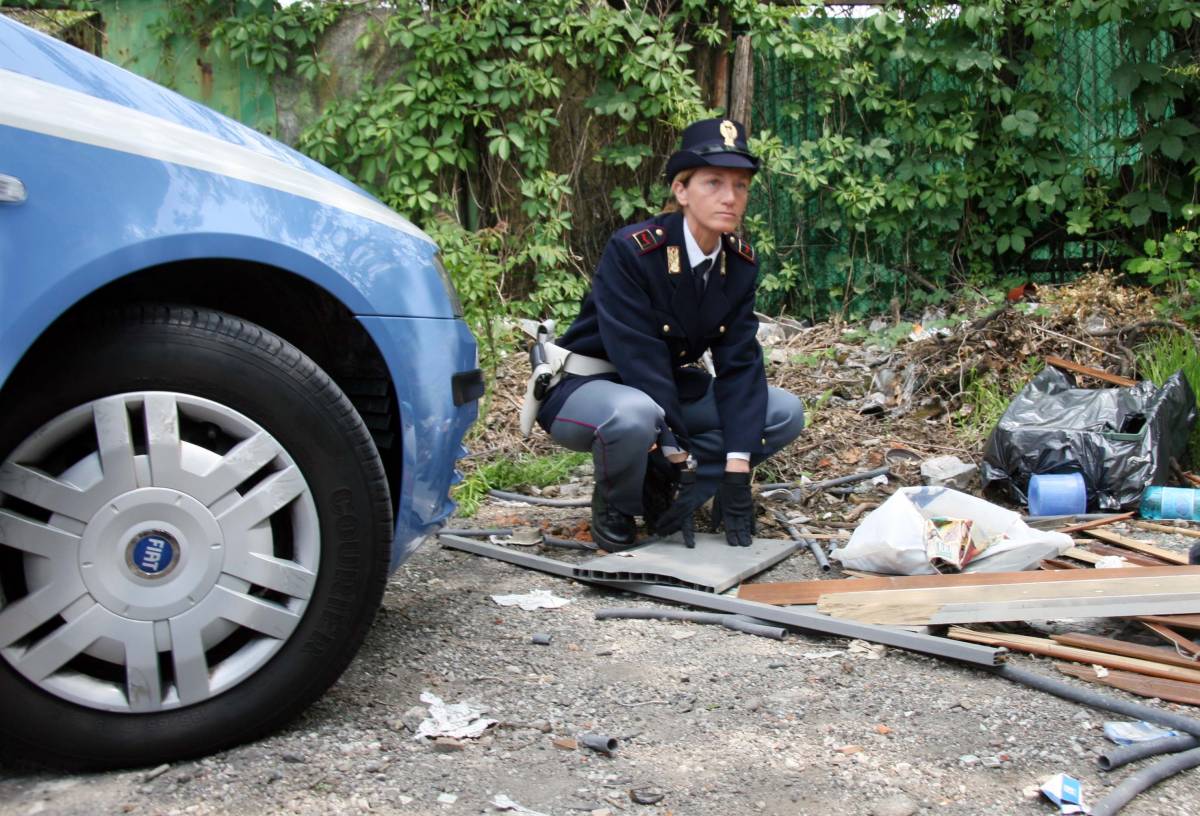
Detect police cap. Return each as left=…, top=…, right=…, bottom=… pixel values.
left=664, top=117, right=760, bottom=182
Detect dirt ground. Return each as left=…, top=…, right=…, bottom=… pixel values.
left=2, top=504, right=1199, bottom=816
left=3, top=274, right=1200, bottom=815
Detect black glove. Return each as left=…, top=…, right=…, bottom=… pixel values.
left=642, top=450, right=681, bottom=534
left=711, top=471, right=755, bottom=547
left=654, top=467, right=709, bottom=548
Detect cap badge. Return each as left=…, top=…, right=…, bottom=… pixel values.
left=720, top=120, right=737, bottom=147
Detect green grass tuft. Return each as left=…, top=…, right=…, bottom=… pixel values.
left=1136, top=330, right=1200, bottom=467
left=454, top=451, right=590, bottom=517
left=957, top=356, right=1043, bottom=443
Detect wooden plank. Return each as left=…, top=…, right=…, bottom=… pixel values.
left=1045, top=354, right=1138, bottom=387
left=947, top=627, right=1200, bottom=684
left=1050, top=632, right=1200, bottom=670
left=1063, top=546, right=1104, bottom=565
left=1131, top=520, right=1200, bottom=540
left=1055, top=663, right=1200, bottom=707
left=737, top=565, right=1198, bottom=606
left=1083, top=540, right=1173, bottom=567
left=1138, top=614, right=1200, bottom=632
left=818, top=574, right=1200, bottom=625
left=1058, top=512, right=1135, bottom=534
left=1141, top=621, right=1200, bottom=658
left=1083, top=529, right=1190, bottom=565
left=1040, top=559, right=1084, bottom=570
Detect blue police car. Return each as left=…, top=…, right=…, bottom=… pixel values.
left=0, top=15, right=481, bottom=767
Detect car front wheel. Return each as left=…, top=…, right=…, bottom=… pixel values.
left=0, top=306, right=392, bottom=768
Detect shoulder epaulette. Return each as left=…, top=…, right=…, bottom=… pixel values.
left=725, top=233, right=756, bottom=265
left=626, top=224, right=667, bottom=255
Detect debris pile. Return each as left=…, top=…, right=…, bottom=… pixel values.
left=449, top=272, right=1200, bottom=815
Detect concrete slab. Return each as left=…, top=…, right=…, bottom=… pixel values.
left=572, top=533, right=800, bottom=593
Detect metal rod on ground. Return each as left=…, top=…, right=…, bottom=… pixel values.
left=441, top=528, right=514, bottom=538
left=1099, top=735, right=1200, bottom=771
left=543, top=535, right=596, bottom=551
left=758, top=465, right=890, bottom=493
left=594, top=608, right=787, bottom=640
left=440, top=527, right=595, bottom=550
left=438, top=535, right=1003, bottom=666
left=1091, top=747, right=1200, bottom=816
left=773, top=510, right=830, bottom=572
left=487, top=489, right=591, bottom=507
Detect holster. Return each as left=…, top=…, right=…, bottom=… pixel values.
left=518, top=322, right=617, bottom=437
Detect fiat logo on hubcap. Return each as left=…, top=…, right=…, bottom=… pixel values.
left=126, top=531, right=180, bottom=578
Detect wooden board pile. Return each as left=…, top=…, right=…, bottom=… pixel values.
left=738, top=516, right=1200, bottom=706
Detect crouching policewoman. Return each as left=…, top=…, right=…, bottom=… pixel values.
left=527, top=117, right=805, bottom=551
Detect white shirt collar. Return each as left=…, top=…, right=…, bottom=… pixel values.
left=682, top=215, right=722, bottom=270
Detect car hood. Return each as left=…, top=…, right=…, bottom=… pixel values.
left=0, top=14, right=431, bottom=244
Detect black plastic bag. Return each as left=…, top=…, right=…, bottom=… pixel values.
left=981, top=366, right=1196, bottom=510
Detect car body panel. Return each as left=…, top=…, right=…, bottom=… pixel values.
left=360, top=316, right=478, bottom=570
left=0, top=16, right=478, bottom=571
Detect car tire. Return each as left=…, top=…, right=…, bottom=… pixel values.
left=0, top=305, right=392, bottom=769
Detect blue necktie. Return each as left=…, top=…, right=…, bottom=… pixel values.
left=692, top=257, right=712, bottom=299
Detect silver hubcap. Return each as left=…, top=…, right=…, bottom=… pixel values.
left=0, top=393, right=320, bottom=712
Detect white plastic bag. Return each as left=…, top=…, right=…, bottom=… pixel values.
left=829, top=486, right=1072, bottom=575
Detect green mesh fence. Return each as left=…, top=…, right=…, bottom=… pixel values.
left=749, top=17, right=1165, bottom=317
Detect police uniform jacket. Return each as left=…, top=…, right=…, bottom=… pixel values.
left=537, top=210, right=768, bottom=455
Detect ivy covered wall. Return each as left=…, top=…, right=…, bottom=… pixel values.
left=5, top=0, right=1199, bottom=334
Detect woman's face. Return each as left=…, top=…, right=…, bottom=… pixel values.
left=673, top=166, right=753, bottom=238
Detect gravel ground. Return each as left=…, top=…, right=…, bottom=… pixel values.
left=2, top=502, right=1199, bottom=816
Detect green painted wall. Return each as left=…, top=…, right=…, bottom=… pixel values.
left=98, top=0, right=277, bottom=138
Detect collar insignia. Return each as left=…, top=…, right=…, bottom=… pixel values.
left=629, top=227, right=666, bottom=255
left=725, top=233, right=756, bottom=264
left=667, top=245, right=681, bottom=274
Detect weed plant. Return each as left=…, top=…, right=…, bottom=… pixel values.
left=1136, top=330, right=1200, bottom=466
left=454, top=451, right=590, bottom=517
left=957, top=357, right=1044, bottom=444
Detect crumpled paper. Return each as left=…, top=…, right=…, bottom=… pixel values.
left=492, top=794, right=550, bottom=815
left=413, top=691, right=497, bottom=741
left=490, top=589, right=571, bottom=610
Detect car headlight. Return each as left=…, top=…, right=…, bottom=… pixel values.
left=432, top=252, right=464, bottom=317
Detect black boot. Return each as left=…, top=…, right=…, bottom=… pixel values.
left=591, top=485, right=637, bottom=552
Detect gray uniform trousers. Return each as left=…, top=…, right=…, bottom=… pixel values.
left=548, top=379, right=805, bottom=517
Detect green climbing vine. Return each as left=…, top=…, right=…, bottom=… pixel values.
left=735, top=0, right=1200, bottom=321
left=7, top=0, right=1200, bottom=328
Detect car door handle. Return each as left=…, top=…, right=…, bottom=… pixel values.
left=0, top=174, right=27, bottom=203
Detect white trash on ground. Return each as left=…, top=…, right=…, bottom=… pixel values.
left=492, top=794, right=551, bottom=815
left=829, top=486, right=1072, bottom=575
left=490, top=589, right=572, bottom=610
left=413, top=691, right=497, bottom=741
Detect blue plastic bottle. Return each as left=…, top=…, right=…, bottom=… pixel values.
left=1139, top=486, right=1200, bottom=521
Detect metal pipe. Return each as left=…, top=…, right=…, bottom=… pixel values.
left=578, top=733, right=618, bottom=754
left=1091, top=747, right=1200, bottom=816
left=542, top=535, right=596, bottom=551
left=1099, top=735, right=1199, bottom=771
left=441, top=525, right=590, bottom=552
left=758, top=466, right=890, bottom=492
left=594, top=607, right=787, bottom=640
left=487, top=489, right=590, bottom=507
left=440, top=528, right=514, bottom=537
left=773, top=511, right=830, bottom=571
left=439, top=535, right=1004, bottom=666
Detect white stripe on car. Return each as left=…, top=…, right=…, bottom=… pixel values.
left=0, top=68, right=430, bottom=243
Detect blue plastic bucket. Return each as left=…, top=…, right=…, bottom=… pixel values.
left=1028, top=472, right=1087, bottom=516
